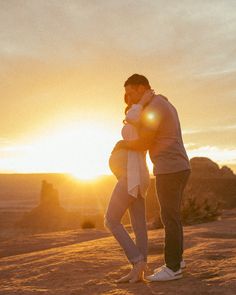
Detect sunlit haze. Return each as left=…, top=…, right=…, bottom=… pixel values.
left=1, top=1, right=236, bottom=179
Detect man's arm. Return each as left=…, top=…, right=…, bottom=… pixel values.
left=112, top=95, right=160, bottom=153
left=126, top=127, right=156, bottom=151
left=112, top=127, right=156, bottom=152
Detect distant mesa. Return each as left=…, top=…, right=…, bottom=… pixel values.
left=14, top=157, right=236, bottom=233
left=17, top=180, right=67, bottom=231
left=190, top=157, right=236, bottom=178
left=187, top=157, right=236, bottom=209
left=40, top=180, right=61, bottom=209
left=220, top=165, right=236, bottom=178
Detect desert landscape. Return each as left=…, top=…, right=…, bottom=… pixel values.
left=0, top=157, right=236, bottom=294
left=1, top=2, right=236, bottom=294
left=0, top=208, right=236, bottom=295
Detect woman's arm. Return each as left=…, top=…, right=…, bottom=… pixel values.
left=125, top=89, right=155, bottom=124
left=125, top=104, right=143, bottom=124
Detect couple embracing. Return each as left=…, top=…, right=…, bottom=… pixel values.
left=104, top=74, right=191, bottom=283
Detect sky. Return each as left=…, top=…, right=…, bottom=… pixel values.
left=0, top=0, right=236, bottom=178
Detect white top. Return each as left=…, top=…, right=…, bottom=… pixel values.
left=121, top=104, right=150, bottom=198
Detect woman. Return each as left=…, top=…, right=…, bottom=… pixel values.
left=104, top=89, right=155, bottom=283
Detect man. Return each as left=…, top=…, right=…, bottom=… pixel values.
left=113, top=74, right=191, bottom=281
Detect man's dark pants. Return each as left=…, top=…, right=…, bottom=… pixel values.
left=155, top=169, right=191, bottom=272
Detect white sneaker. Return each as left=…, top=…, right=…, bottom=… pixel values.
left=154, top=260, right=186, bottom=273
left=146, top=265, right=183, bottom=282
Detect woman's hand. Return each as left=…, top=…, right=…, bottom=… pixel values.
left=138, top=89, right=155, bottom=107
left=111, top=140, right=127, bottom=154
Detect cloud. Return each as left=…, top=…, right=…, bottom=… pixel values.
left=183, top=124, right=236, bottom=135
left=0, top=137, right=12, bottom=145
left=182, top=125, right=236, bottom=152
left=187, top=145, right=236, bottom=166
left=0, top=1, right=236, bottom=173
left=1, top=0, right=235, bottom=64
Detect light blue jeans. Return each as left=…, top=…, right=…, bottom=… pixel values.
left=104, top=176, right=148, bottom=264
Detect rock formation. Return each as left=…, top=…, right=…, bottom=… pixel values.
left=148, top=157, right=236, bottom=228
left=186, top=157, right=236, bottom=208
left=190, top=157, right=236, bottom=179
left=40, top=180, right=60, bottom=208
left=17, top=180, right=67, bottom=231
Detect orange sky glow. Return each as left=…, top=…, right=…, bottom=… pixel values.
left=1, top=1, right=236, bottom=179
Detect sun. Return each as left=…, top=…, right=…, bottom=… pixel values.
left=70, top=169, right=101, bottom=181
left=6, top=120, right=118, bottom=179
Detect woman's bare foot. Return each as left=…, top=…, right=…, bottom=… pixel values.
left=129, top=260, right=147, bottom=283
left=115, top=269, right=133, bottom=283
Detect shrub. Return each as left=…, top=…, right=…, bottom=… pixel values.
left=181, top=193, right=222, bottom=225
left=149, top=191, right=223, bottom=229
left=81, top=220, right=96, bottom=229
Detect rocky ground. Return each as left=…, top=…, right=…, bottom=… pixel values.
left=0, top=209, right=236, bottom=295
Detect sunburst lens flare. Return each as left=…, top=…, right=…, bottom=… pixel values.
left=143, top=111, right=161, bottom=129
left=146, top=112, right=156, bottom=120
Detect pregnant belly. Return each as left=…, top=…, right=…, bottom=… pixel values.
left=109, top=148, right=128, bottom=179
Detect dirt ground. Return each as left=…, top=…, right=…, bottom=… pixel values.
left=0, top=209, right=236, bottom=295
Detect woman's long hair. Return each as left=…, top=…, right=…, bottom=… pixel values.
left=123, top=94, right=132, bottom=124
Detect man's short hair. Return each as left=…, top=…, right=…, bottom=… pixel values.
left=124, top=74, right=150, bottom=88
